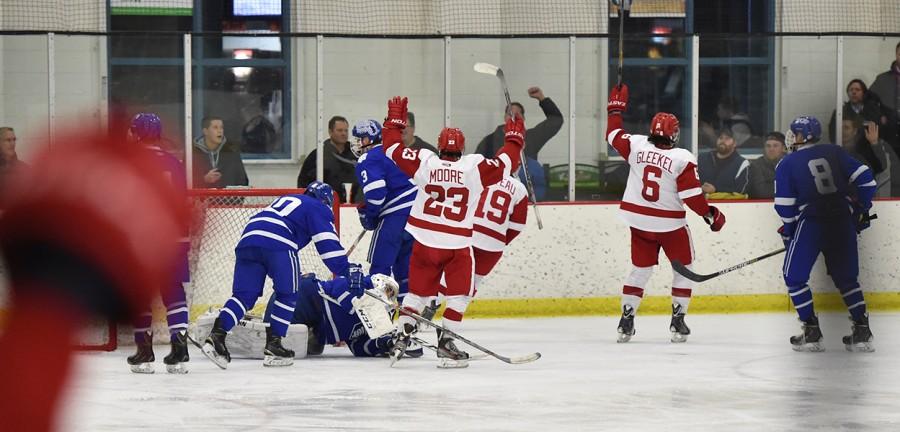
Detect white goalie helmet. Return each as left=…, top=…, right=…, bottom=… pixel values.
left=369, top=273, right=399, bottom=303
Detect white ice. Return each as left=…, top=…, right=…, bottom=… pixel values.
left=61, top=312, right=900, bottom=431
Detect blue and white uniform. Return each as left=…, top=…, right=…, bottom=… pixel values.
left=775, top=143, right=876, bottom=322
left=266, top=274, right=393, bottom=357
left=356, top=144, right=417, bottom=300
left=218, top=193, right=349, bottom=338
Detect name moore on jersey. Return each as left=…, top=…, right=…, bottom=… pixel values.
left=385, top=144, right=517, bottom=249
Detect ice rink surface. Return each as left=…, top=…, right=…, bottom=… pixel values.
left=61, top=312, right=900, bottom=431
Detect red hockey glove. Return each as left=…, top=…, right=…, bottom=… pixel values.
left=385, top=96, right=408, bottom=130
left=607, top=83, right=629, bottom=115
left=703, top=205, right=725, bottom=232
left=504, top=115, right=526, bottom=148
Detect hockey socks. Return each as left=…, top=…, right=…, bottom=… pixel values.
left=838, top=284, right=867, bottom=321
left=787, top=284, right=814, bottom=322
left=219, top=296, right=249, bottom=331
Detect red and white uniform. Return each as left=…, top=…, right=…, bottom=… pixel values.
left=384, top=143, right=520, bottom=301
left=607, top=129, right=706, bottom=233
left=607, top=122, right=711, bottom=313
left=472, top=176, right=528, bottom=281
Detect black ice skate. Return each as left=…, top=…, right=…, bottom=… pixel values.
left=670, top=304, right=691, bottom=343
left=617, top=305, right=636, bottom=343
left=389, top=323, right=417, bottom=367
left=201, top=317, right=231, bottom=369
left=263, top=326, right=295, bottom=367
left=127, top=332, right=155, bottom=374
left=436, top=328, right=469, bottom=369
left=163, top=330, right=190, bottom=374
left=790, top=314, right=824, bottom=352
left=842, top=314, right=875, bottom=353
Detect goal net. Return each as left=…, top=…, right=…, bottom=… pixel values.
left=79, top=188, right=340, bottom=350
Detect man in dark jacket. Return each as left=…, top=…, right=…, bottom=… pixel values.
left=869, top=41, right=900, bottom=155
left=297, top=115, right=360, bottom=203
left=474, top=86, right=563, bottom=201
left=192, top=117, right=249, bottom=188
left=747, top=132, right=786, bottom=199
left=403, top=112, right=438, bottom=153
left=699, top=128, right=749, bottom=197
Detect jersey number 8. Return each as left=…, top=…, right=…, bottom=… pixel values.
left=808, top=158, right=838, bottom=195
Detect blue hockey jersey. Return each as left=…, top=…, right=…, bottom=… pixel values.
left=289, top=274, right=392, bottom=357
left=237, top=194, right=349, bottom=276
left=774, top=143, right=876, bottom=235
left=356, top=144, right=417, bottom=220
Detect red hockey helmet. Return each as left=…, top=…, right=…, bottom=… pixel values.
left=438, top=127, right=465, bottom=160
left=649, top=112, right=680, bottom=147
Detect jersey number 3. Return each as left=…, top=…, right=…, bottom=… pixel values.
left=641, top=166, right=662, bottom=202
left=423, top=185, right=470, bottom=222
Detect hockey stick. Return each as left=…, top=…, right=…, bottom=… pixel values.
left=411, top=336, right=489, bottom=361
left=612, top=0, right=632, bottom=86
left=671, top=247, right=786, bottom=283
left=365, top=290, right=541, bottom=365
left=474, top=62, right=544, bottom=230
left=346, top=230, right=368, bottom=255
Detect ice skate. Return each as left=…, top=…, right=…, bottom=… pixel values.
left=263, top=326, right=295, bottom=367
left=163, top=330, right=190, bottom=374
left=790, top=315, right=824, bottom=352
left=669, top=304, right=690, bottom=343
left=127, top=332, right=155, bottom=374
left=436, top=328, right=469, bottom=369
left=201, top=317, right=231, bottom=369
left=616, top=305, right=636, bottom=343
left=389, top=323, right=416, bottom=366
left=843, top=314, right=874, bottom=353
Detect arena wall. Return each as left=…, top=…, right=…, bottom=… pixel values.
left=340, top=200, right=900, bottom=317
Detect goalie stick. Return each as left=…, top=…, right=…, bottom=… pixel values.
left=365, top=290, right=541, bottom=365
left=473, top=62, right=544, bottom=230
left=672, top=247, right=786, bottom=283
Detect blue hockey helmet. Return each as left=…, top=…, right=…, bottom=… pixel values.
left=305, top=181, right=335, bottom=208
left=351, top=119, right=382, bottom=157
left=129, top=112, right=162, bottom=142
left=788, top=115, right=821, bottom=147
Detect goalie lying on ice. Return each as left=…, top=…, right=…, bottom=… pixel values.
left=194, top=269, right=400, bottom=360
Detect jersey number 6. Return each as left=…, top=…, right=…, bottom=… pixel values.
left=641, top=166, right=662, bottom=202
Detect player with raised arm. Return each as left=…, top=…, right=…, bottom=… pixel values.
left=124, top=113, right=192, bottom=374
left=382, top=96, right=524, bottom=368
left=606, top=84, right=726, bottom=343
left=472, top=175, right=528, bottom=291
left=201, top=181, right=350, bottom=368
left=352, top=119, right=423, bottom=356
left=776, top=116, right=877, bottom=352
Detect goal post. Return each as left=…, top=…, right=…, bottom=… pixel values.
left=78, top=188, right=341, bottom=350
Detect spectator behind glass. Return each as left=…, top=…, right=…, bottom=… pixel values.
left=192, top=117, right=249, bottom=188
left=699, top=96, right=754, bottom=149
left=402, top=112, right=438, bottom=153
left=698, top=128, right=749, bottom=198
left=828, top=79, right=891, bottom=144
left=474, top=86, right=564, bottom=201
left=0, top=127, right=30, bottom=201
left=841, top=118, right=899, bottom=197
left=297, top=115, right=361, bottom=203
left=869, top=41, right=900, bottom=157
left=747, top=132, right=786, bottom=199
